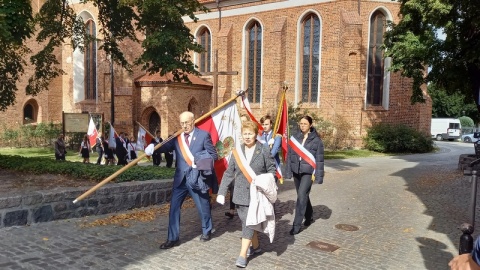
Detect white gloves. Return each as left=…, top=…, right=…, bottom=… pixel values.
left=268, top=138, right=274, bottom=145
left=144, top=143, right=154, bottom=156
left=216, top=195, right=225, bottom=205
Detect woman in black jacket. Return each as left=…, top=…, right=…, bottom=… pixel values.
left=285, top=115, right=325, bottom=235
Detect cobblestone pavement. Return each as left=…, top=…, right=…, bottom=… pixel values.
left=0, top=141, right=476, bottom=269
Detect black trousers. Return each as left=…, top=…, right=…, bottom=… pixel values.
left=165, top=152, right=174, bottom=168
left=292, top=172, right=313, bottom=229
left=152, top=152, right=162, bottom=166
left=96, top=149, right=103, bottom=164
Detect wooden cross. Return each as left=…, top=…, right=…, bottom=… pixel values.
left=200, top=50, right=238, bottom=107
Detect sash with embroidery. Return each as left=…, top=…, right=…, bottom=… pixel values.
left=177, top=134, right=196, bottom=168
left=232, top=147, right=257, bottom=183
left=288, top=136, right=316, bottom=177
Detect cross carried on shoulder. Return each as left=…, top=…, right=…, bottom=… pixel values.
left=200, top=50, right=238, bottom=107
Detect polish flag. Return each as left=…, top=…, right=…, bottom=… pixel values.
left=108, top=123, right=117, bottom=149
left=241, top=96, right=263, bottom=133
left=137, top=126, right=153, bottom=150
left=196, top=100, right=242, bottom=182
left=87, top=117, right=98, bottom=147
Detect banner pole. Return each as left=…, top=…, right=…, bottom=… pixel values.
left=73, top=90, right=246, bottom=203
left=273, top=85, right=287, bottom=135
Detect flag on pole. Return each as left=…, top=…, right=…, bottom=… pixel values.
left=108, top=123, right=117, bottom=149
left=87, top=117, right=98, bottom=147
left=241, top=96, right=263, bottom=133
left=137, top=125, right=153, bottom=150
left=196, top=100, right=242, bottom=182
left=275, top=95, right=288, bottom=163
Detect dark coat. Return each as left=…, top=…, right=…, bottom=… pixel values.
left=218, top=142, right=276, bottom=206
left=285, top=127, right=325, bottom=184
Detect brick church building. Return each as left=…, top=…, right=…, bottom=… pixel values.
left=0, top=0, right=431, bottom=146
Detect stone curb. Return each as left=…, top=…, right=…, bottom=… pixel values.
left=0, top=179, right=173, bottom=228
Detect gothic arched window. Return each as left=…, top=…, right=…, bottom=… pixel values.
left=246, top=21, right=262, bottom=103
left=367, top=11, right=386, bottom=106
left=198, top=28, right=211, bottom=73
left=300, top=13, right=321, bottom=103
left=85, top=19, right=97, bottom=100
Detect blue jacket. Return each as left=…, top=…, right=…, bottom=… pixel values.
left=158, top=127, right=218, bottom=189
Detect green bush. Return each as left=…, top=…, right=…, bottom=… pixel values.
left=459, top=116, right=475, bottom=128
left=363, top=123, right=434, bottom=153
left=0, top=154, right=175, bottom=183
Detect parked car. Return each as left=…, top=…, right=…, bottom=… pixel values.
left=461, top=133, right=480, bottom=143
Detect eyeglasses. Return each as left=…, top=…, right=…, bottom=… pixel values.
left=180, top=121, right=193, bottom=127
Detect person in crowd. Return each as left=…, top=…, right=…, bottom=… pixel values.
left=450, top=235, right=480, bottom=269
left=145, top=111, right=218, bottom=249
left=103, top=135, right=115, bottom=165
left=115, top=132, right=128, bottom=166
left=216, top=120, right=276, bottom=268
left=95, top=133, right=104, bottom=165
left=225, top=113, right=250, bottom=219
left=54, top=134, right=67, bottom=161
left=259, top=114, right=282, bottom=164
left=79, top=134, right=91, bottom=163
left=164, top=134, right=175, bottom=168
left=285, top=115, right=324, bottom=235
left=152, top=130, right=163, bottom=166
left=128, top=136, right=138, bottom=162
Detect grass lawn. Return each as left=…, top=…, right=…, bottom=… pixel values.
left=1, top=147, right=386, bottom=160
left=0, top=147, right=151, bottom=164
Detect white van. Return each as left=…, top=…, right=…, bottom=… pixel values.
left=431, top=118, right=462, bottom=141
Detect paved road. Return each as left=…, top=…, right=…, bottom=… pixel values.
left=0, top=141, right=476, bottom=269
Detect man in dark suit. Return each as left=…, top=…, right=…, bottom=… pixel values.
left=151, top=130, right=163, bottom=166
left=115, top=132, right=128, bottom=166
left=146, top=111, right=218, bottom=249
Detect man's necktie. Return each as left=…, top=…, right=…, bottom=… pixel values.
left=185, top=133, right=190, bottom=147
left=264, top=132, right=268, bottom=142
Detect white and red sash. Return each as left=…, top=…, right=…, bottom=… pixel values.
left=288, top=136, right=316, bottom=174
left=232, top=147, right=257, bottom=183
left=177, top=133, right=195, bottom=168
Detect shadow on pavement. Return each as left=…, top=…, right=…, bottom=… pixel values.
left=325, top=159, right=360, bottom=171
left=388, top=143, right=473, bottom=269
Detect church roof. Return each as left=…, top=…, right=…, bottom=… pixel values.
left=134, top=72, right=213, bottom=87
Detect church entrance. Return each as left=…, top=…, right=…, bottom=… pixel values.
left=148, top=111, right=160, bottom=134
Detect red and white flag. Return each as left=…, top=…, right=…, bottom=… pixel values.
left=87, top=117, right=98, bottom=147
left=241, top=96, right=263, bottom=133
left=137, top=125, right=153, bottom=150
left=196, top=100, right=242, bottom=183
left=108, top=123, right=117, bottom=149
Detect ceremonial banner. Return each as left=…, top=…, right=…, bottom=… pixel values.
left=136, top=125, right=153, bottom=150
left=108, top=123, right=117, bottom=149
left=87, top=117, right=98, bottom=147
left=241, top=96, right=263, bottom=132
left=196, top=100, right=242, bottom=182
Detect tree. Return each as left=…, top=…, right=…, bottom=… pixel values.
left=0, top=0, right=208, bottom=111
left=384, top=0, right=480, bottom=110
left=428, top=83, right=480, bottom=122
left=0, top=0, right=34, bottom=111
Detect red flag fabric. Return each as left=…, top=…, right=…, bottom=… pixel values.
left=87, top=117, right=98, bottom=147
left=275, top=97, right=288, bottom=162
left=137, top=126, right=153, bottom=150
left=241, top=96, right=263, bottom=133
left=196, top=100, right=242, bottom=183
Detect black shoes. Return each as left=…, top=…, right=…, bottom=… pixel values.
left=289, top=227, right=301, bottom=235
left=225, top=211, right=234, bottom=219
left=304, top=218, right=315, bottom=227
left=159, top=240, right=179, bottom=249
left=199, top=232, right=211, bottom=242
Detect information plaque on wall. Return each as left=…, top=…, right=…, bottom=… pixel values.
left=63, top=112, right=89, bottom=133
